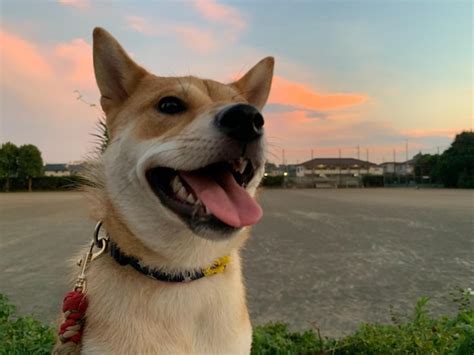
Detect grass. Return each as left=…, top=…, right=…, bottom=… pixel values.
left=1, top=289, right=473, bottom=354
left=0, top=295, right=55, bottom=355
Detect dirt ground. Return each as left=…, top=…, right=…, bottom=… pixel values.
left=1, top=188, right=472, bottom=337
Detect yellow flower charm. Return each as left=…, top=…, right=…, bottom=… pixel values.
left=202, top=255, right=231, bottom=277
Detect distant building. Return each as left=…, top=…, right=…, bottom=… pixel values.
left=295, top=158, right=383, bottom=178
left=261, top=158, right=383, bottom=188
left=44, top=164, right=69, bottom=176
left=264, top=162, right=280, bottom=176
left=264, top=163, right=296, bottom=177
left=67, top=163, right=86, bottom=175
left=43, top=162, right=86, bottom=176
left=380, top=161, right=414, bottom=176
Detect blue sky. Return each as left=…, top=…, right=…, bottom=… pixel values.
left=1, top=0, right=472, bottom=163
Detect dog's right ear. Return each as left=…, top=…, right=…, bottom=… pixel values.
left=93, top=27, right=147, bottom=113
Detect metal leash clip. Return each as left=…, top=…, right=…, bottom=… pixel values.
left=74, top=221, right=109, bottom=291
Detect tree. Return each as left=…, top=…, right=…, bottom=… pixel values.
left=413, top=153, right=440, bottom=184
left=17, top=144, right=44, bottom=192
left=436, top=131, right=474, bottom=188
left=0, top=142, right=19, bottom=192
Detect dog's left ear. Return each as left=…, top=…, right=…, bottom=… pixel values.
left=232, top=57, right=274, bottom=110
left=93, top=27, right=147, bottom=114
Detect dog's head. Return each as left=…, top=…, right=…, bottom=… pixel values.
left=92, top=28, right=273, bottom=257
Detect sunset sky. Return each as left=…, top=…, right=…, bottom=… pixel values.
left=1, top=0, right=472, bottom=164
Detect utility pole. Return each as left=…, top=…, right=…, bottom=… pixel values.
left=405, top=139, right=409, bottom=186
left=393, top=149, right=398, bottom=184
left=356, top=145, right=360, bottom=186
left=366, top=148, right=369, bottom=174
left=437, top=146, right=440, bottom=155
left=382, top=155, right=386, bottom=187
left=282, top=149, right=285, bottom=166
left=338, top=148, right=342, bottom=188
left=405, top=140, right=408, bottom=161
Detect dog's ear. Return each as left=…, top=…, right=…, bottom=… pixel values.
left=232, top=57, right=274, bottom=110
left=93, top=27, right=147, bottom=113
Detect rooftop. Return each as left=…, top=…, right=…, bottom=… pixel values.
left=297, top=158, right=378, bottom=169
left=44, top=163, right=67, bottom=172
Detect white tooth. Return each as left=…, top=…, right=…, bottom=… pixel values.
left=205, top=205, right=211, bottom=214
left=177, top=186, right=187, bottom=200
left=186, top=193, right=196, bottom=204
left=231, top=160, right=239, bottom=171
left=239, top=159, right=248, bottom=174
left=171, top=176, right=180, bottom=192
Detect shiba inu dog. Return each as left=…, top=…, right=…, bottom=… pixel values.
left=61, top=27, right=274, bottom=354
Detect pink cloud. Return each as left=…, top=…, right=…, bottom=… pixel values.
left=1, top=29, right=99, bottom=162
left=171, top=26, right=215, bottom=53
left=53, top=38, right=95, bottom=90
left=125, top=15, right=216, bottom=53
left=192, top=0, right=246, bottom=41
left=0, top=29, right=96, bottom=105
left=125, top=1, right=246, bottom=53
left=269, top=76, right=367, bottom=111
left=57, top=0, right=90, bottom=9
left=0, top=30, right=52, bottom=79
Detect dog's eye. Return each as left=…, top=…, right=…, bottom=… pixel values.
left=156, top=96, right=186, bottom=115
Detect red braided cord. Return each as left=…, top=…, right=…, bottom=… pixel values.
left=58, top=290, right=87, bottom=344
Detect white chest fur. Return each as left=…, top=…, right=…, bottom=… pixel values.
left=80, top=255, right=252, bottom=354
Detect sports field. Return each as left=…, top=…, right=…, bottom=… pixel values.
left=0, top=188, right=472, bottom=337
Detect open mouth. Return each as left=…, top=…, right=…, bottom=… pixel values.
left=146, top=158, right=262, bottom=235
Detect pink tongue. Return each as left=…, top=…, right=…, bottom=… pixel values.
left=180, top=170, right=262, bottom=228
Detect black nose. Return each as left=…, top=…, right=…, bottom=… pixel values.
left=215, top=104, right=264, bottom=143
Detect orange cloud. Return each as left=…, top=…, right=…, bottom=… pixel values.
left=269, top=76, right=367, bottom=111
left=125, top=15, right=216, bottom=53
left=262, top=108, right=461, bottom=164
left=57, top=0, right=90, bottom=9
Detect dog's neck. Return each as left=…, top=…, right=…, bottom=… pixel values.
left=96, top=196, right=248, bottom=274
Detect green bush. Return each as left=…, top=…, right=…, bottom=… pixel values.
left=362, top=174, right=384, bottom=187
left=252, top=291, right=474, bottom=354
left=261, top=175, right=284, bottom=187
left=1, top=290, right=472, bottom=354
left=0, top=294, right=55, bottom=355
left=0, top=176, right=83, bottom=192
left=252, top=323, right=333, bottom=354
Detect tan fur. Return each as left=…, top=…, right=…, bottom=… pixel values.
left=58, top=27, right=274, bottom=354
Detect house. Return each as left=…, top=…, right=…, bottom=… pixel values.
left=43, top=162, right=86, bottom=176
left=380, top=161, right=414, bottom=176
left=295, top=158, right=383, bottom=178
left=264, top=163, right=297, bottom=177
left=264, top=162, right=280, bottom=176
left=44, top=164, right=69, bottom=176
left=68, top=163, right=86, bottom=175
